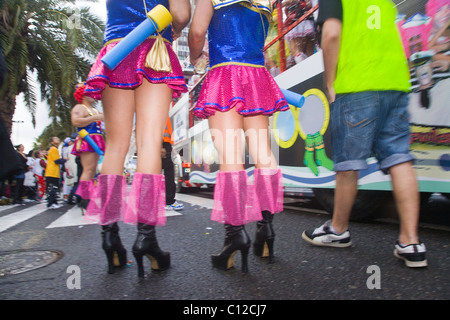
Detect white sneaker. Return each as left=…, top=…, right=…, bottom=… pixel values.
left=302, top=220, right=352, bottom=247
left=48, top=203, right=63, bottom=209
left=394, top=241, right=428, bottom=268
left=165, top=200, right=184, bottom=211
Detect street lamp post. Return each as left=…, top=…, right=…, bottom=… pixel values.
left=12, top=120, right=24, bottom=145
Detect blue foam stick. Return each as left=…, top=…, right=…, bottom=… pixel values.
left=79, top=129, right=104, bottom=156
left=281, top=89, right=306, bottom=108
left=101, top=18, right=157, bottom=70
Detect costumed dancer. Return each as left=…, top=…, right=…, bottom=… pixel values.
left=189, top=0, right=288, bottom=273
left=71, top=83, right=105, bottom=213
left=83, top=0, right=190, bottom=276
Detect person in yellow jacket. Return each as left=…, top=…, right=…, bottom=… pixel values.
left=302, top=0, right=427, bottom=268
left=45, top=136, right=65, bottom=209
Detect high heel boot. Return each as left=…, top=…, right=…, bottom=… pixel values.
left=101, top=223, right=127, bottom=274
left=253, top=211, right=275, bottom=263
left=211, top=225, right=251, bottom=273
left=253, top=168, right=283, bottom=263
left=132, top=223, right=170, bottom=278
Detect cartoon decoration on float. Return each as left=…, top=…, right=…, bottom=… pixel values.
left=273, top=88, right=333, bottom=176
left=398, top=0, right=450, bottom=125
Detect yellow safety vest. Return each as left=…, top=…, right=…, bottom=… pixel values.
left=334, top=0, right=410, bottom=94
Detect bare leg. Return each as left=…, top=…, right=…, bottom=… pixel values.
left=331, top=170, right=359, bottom=234
left=208, top=109, right=252, bottom=273
left=79, top=152, right=99, bottom=181
left=389, top=161, right=420, bottom=245
left=101, top=86, right=135, bottom=175
left=134, top=80, right=173, bottom=174
left=243, top=115, right=277, bottom=169
left=208, top=108, right=245, bottom=171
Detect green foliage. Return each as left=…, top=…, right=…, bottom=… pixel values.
left=0, top=0, right=104, bottom=143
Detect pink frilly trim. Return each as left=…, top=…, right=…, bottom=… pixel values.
left=84, top=175, right=128, bottom=226
left=123, top=173, right=166, bottom=226
left=71, top=134, right=105, bottom=156
left=84, top=38, right=188, bottom=100
left=253, top=168, right=284, bottom=214
left=83, top=173, right=167, bottom=226
left=75, top=179, right=94, bottom=199
left=211, top=171, right=262, bottom=226
left=194, top=64, right=289, bottom=119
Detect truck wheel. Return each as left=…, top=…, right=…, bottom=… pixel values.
left=312, top=188, right=387, bottom=222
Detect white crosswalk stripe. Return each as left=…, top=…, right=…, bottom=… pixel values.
left=0, top=195, right=210, bottom=232
left=176, top=194, right=213, bottom=209
left=0, top=203, right=47, bottom=233
left=0, top=203, right=22, bottom=213
left=46, top=205, right=96, bottom=229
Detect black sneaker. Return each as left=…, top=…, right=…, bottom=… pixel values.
left=394, top=241, right=428, bottom=268
left=302, top=220, right=352, bottom=247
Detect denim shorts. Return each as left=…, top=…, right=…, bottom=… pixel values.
left=331, top=91, right=414, bottom=173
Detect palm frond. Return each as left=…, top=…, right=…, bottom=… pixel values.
left=1, top=0, right=104, bottom=137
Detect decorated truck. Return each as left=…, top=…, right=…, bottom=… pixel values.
left=169, top=0, right=450, bottom=220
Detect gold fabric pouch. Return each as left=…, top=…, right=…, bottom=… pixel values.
left=145, top=34, right=172, bottom=73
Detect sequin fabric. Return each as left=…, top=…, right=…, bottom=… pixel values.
left=85, top=38, right=188, bottom=100
left=253, top=168, right=283, bottom=213
left=104, top=0, right=172, bottom=43
left=208, top=4, right=268, bottom=67
left=194, top=65, right=289, bottom=118
left=123, top=173, right=167, bottom=226
left=194, top=4, right=288, bottom=118
left=84, top=175, right=128, bottom=226
left=71, top=134, right=106, bottom=156
left=211, top=171, right=262, bottom=226
left=75, top=179, right=94, bottom=200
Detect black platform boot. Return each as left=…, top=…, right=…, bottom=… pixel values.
left=102, top=223, right=128, bottom=274
left=211, top=224, right=251, bottom=273
left=253, top=211, right=275, bottom=263
left=78, top=199, right=89, bottom=215
left=132, top=223, right=170, bottom=278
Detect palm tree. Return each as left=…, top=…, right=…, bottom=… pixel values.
left=0, top=0, right=105, bottom=137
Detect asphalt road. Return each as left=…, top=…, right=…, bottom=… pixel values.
left=0, top=192, right=448, bottom=305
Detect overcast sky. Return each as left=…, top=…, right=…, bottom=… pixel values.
left=11, top=1, right=107, bottom=152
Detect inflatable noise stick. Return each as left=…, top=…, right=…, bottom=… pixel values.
left=78, top=129, right=104, bottom=156
left=101, top=4, right=173, bottom=70
left=281, top=89, right=306, bottom=108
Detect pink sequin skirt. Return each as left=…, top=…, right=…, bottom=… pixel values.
left=85, top=38, right=188, bottom=100
left=71, top=134, right=106, bottom=156
left=194, top=64, right=289, bottom=119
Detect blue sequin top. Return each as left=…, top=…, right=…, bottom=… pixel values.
left=104, top=0, right=172, bottom=44
left=76, top=121, right=102, bottom=135
left=208, top=2, right=270, bottom=67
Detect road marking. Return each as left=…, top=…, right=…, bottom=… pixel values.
left=46, top=205, right=182, bottom=229
left=0, top=204, right=21, bottom=213
left=46, top=205, right=96, bottom=229
left=0, top=203, right=47, bottom=233
left=176, top=194, right=214, bottom=209
left=0, top=196, right=201, bottom=232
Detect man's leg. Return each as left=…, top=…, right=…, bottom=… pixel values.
left=389, top=161, right=420, bottom=245
left=389, top=161, right=427, bottom=267
left=331, top=170, right=358, bottom=234
left=163, top=156, right=176, bottom=206
left=301, top=169, right=356, bottom=247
